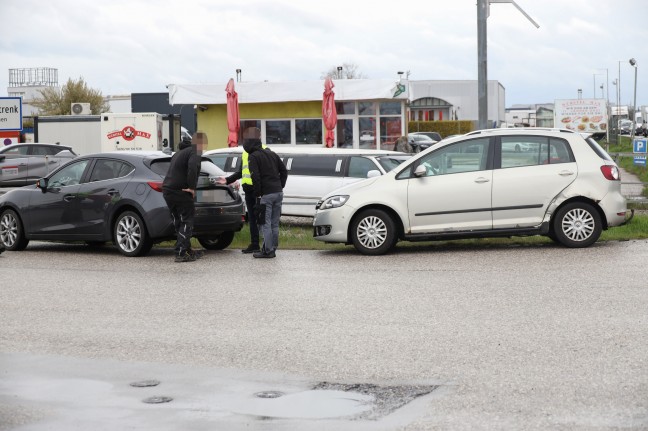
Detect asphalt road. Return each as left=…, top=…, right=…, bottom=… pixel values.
left=0, top=240, right=647, bottom=430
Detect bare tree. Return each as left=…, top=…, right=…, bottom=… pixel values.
left=321, top=63, right=367, bottom=80
left=31, top=77, right=110, bottom=115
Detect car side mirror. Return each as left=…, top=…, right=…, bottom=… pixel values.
left=36, top=178, right=49, bottom=192
left=366, top=170, right=381, bottom=178
left=414, top=165, right=427, bottom=177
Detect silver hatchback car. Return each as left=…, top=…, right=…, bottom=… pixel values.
left=313, top=129, right=629, bottom=255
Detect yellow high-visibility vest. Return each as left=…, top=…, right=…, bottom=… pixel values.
left=240, top=144, right=267, bottom=186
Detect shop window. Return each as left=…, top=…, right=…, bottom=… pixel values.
left=358, top=102, right=376, bottom=116
left=266, top=120, right=291, bottom=144
left=295, top=119, right=322, bottom=145
left=335, top=102, right=355, bottom=115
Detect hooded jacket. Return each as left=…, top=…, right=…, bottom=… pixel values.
left=162, top=139, right=200, bottom=192
left=245, top=139, right=288, bottom=197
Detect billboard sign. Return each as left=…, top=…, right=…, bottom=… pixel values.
left=0, top=97, right=23, bottom=131
left=554, top=99, right=608, bottom=133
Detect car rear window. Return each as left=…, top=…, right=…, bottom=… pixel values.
left=149, top=158, right=227, bottom=177
left=585, top=137, right=614, bottom=162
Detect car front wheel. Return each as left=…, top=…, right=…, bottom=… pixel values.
left=0, top=209, right=29, bottom=251
left=198, top=231, right=235, bottom=250
left=552, top=202, right=602, bottom=248
left=350, top=209, right=397, bottom=255
left=113, top=211, right=153, bottom=257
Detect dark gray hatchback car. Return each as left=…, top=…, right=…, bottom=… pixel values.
left=0, top=151, right=245, bottom=256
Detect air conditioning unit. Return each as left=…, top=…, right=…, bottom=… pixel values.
left=71, top=103, right=91, bottom=115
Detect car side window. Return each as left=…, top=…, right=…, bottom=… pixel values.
left=1, top=146, right=28, bottom=156
left=287, top=155, right=343, bottom=177
left=413, top=138, right=491, bottom=177
left=501, top=136, right=574, bottom=168
left=348, top=156, right=378, bottom=178
left=49, top=159, right=90, bottom=187
left=89, top=160, right=134, bottom=182
left=31, top=146, right=51, bottom=156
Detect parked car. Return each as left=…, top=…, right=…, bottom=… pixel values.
left=0, top=143, right=77, bottom=187
left=204, top=146, right=410, bottom=216
left=313, top=128, right=629, bottom=255
left=0, top=151, right=245, bottom=257
left=410, top=131, right=442, bottom=142
left=407, top=134, right=438, bottom=153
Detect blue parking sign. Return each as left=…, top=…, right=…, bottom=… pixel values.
left=633, top=138, right=647, bottom=153
left=634, top=155, right=647, bottom=166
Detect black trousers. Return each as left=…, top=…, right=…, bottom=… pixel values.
left=163, top=190, right=195, bottom=255
left=244, top=188, right=260, bottom=247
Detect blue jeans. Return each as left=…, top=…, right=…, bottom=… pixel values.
left=259, top=192, right=283, bottom=253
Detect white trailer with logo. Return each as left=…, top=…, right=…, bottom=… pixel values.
left=35, top=113, right=182, bottom=155
left=101, top=112, right=163, bottom=152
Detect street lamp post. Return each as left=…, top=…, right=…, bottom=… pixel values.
left=577, top=89, right=582, bottom=99
left=630, top=58, right=638, bottom=143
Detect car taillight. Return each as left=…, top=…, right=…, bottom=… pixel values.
left=147, top=181, right=164, bottom=192
left=600, top=165, right=620, bottom=181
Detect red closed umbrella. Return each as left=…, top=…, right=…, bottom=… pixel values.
left=322, top=77, right=337, bottom=148
left=225, top=78, right=240, bottom=147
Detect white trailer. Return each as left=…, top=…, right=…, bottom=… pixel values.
left=101, top=112, right=163, bottom=152
left=35, top=113, right=182, bottom=155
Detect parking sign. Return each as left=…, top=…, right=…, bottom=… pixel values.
left=633, top=138, right=647, bottom=153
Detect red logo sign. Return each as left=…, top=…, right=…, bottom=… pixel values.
left=106, top=126, right=151, bottom=141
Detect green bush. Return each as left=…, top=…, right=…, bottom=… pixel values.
left=408, top=121, right=474, bottom=138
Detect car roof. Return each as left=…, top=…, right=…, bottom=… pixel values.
left=204, top=146, right=406, bottom=156
left=0, top=142, right=72, bottom=150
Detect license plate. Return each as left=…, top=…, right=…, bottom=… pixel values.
left=196, top=189, right=230, bottom=203
left=1, top=167, right=18, bottom=176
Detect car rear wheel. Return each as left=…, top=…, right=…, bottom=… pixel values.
left=0, top=209, right=29, bottom=251
left=198, top=231, right=235, bottom=250
left=552, top=202, right=602, bottom=248
left=113, top=211, right=153, bottom=257
left=350, top=209, right=397, bottom=255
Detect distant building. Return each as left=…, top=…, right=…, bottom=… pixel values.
left=505, top=103, right=554, bottom=128
left=6, top=67, right=58, bottom=117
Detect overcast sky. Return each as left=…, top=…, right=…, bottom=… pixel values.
left=1, top=0, right=646, bottom=108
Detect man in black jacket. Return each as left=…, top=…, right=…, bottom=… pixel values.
left=246, top=138, right=288, bottom=258
left=216, top=127, right=265, bottom=254
left=162, top=133, right=204, bottom=262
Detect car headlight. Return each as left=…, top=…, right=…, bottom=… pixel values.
left=317, top=195, right=349, bottom=210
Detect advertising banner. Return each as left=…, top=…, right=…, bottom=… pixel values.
left=554, top=99, right=608, bottom=133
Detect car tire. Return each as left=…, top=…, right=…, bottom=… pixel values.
left=0, top=209, right=29, bottom=251
left=552, top=202, right=602, bottom=248
left=113, top=211, right=153, bottom=257
left=350, top=209, right=397, bottom=255
left=198, top=231, right=235, bottom=250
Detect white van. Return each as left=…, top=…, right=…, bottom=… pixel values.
left=203, top=147, right=410, bottom=216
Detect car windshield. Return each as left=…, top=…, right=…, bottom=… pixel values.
left=376, top=155, right=411, bottom=171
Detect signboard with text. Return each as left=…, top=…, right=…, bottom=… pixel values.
left=554, top=99, right=608, bottom=133
left=0, top=97, right=23, bottom=131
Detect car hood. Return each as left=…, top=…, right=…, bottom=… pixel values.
left=321, top=176, right=381, bottom=200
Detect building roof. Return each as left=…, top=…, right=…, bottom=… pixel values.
left=168, top=79, right=409, bottom=105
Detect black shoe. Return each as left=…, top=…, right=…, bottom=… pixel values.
left=175, top=251, right=197, bottom=263
left=253, top=250, right=276, bottom=258
left=189, top=249, right=204, bottom=259
left=242, top=244, right=261, bottom=254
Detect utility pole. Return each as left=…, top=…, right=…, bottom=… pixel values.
left=477, top=0, right=539, bottom=130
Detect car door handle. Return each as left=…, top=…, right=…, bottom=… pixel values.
left=559, top=170, right=575, bottom=176
left=63, top=194, right=76, bottom=202
left=474, top=177, right=490, bottom=184
left=107, top=189, right=119, bottom=196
